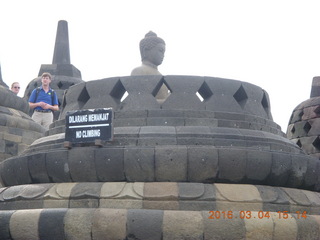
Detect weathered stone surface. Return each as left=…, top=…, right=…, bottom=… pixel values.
left=203, top=211, right=246, bottom=240
left=39, top=209, right=67, bottom=239
left=0, top=210, right=14, bottom=239
left=124, top=147, right=155, bottom=181
left=28, top=152, right=50, bottom=183
left=218, top=148, right=247, bottom=182
left=245, top=211, right=274, bottom=239
left=46, top=150, right=72, bottom=182
left=294, top=215, right=320, bottom=240
left=92, top=209, right=127, bottom=240
left=246, top=150, right=272, bottom=183
left=267, top=152, right=291, bottom=186
left=68, top=147, right=97, bottom=182
left=127, top=209, right=163, bottom=240
left=64, top=209, right=95, bottom=240
left=155, top=146, right=187, bottom=181
left=10, top=209, right=42, bottom=240
left=95, top=148, right=125, bottom=181
left=187, top=146, right=219, bottom=182
left=163, top=210, right=203, bottom=240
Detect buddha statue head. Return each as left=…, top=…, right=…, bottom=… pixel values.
left=139, top=31, right=166, bottom=67
left=131, top=31, right=166, bottom=76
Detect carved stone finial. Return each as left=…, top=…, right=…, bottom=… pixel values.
left=52, top=20, right=70, bottom=64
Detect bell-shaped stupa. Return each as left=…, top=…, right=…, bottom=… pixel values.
left=0, top=30, right=320, bottom=239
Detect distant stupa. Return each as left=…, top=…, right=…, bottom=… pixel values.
left=0, top=64, right=9, bottom=88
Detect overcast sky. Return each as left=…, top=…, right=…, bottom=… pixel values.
left=1, top=0, right=320, bottom=132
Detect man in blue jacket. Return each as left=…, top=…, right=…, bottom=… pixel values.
left=29, top=72, right=59, bottom=129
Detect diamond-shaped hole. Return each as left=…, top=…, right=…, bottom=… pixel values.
left=314, top=106, right=320, bottom=116
left=303, top=121, right=311, bottom=134
left=33, top=81, right=38, bottom=88
left=120, top=91, right=128, bottom=102
left=110, top=80, right=127, bottom=103
left=290, top=125, right=295, bottom=134
left=233, top=85, right=248, bottom=108
left=61, top=93, right=67, bottom=109
left=57, top=81, right=63, bottom=89
left=197, top=81, right=213, bottom=102
left=153, top=80, right=171, bottom=104
left=312, top=137, right=320, bottom=150
left=261, top=91, right=270, bottom=113
left=77, top=86, right=90, bottom=109
left=296, top=139, right=302, bottom=148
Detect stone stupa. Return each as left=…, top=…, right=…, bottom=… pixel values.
left=0, top=30, right=320, bottom=239
left=23, top=20, right=84, bottom=122
left=0, top=65, right=45, bottom=162
left=287, top=76, right=320, bottom=160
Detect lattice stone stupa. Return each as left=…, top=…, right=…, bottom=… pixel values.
left=0, top=26, right=320, bottom=239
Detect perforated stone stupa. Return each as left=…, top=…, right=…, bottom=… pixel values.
left=23, top=20, right=84, bottom=121
left=1, top=26, right=320, bottom=239
left=0, top=69, right=45, bottom=162
left=287, top=76, right=320, bottom=160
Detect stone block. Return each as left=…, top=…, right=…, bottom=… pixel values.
left=178, top=183, right=205, bottom=200
left=185, top=118, right=218, bottom=127
left=0, top=138, right=5, bottom=153
left=294, top=215, right=320, bottom=240
left=146, top=117, right=184, bottom=126
left=179, top=200, right=215, bottom=211
left=46, top=150, right=72, bottom=183
left=143, top=200, right=179, bottom=210
left=287, top=154, right=308, bottom=188
left=68, top=147, right=98, bottom=182
left=28, top=152, right=50, bottom=183
left=0, top=211, right=14, bottom=239
left=218, top=148, right=247, bottom=182
left=267, top=153, right=291, bottom=186
left=94, top=148, right=125, bottom=181
left=92, top=209, right=127, bottom=240
left=303, top=156, right=320, bottom=189
left=114, top=118, right=147, bottom=127
left=144, top=182, right=178, bottom=200
left=124, top=147, right=155, bottom=181
left=155, top=146, right=187, bottom=181
left=0, top=159, right=18, bottom=186
left=115, top=110, right=148, bottom=119
left=13, top=156, right=32, bottom=185
left=163, top=210, right=203, bottom=240
left=99, top=199, right=143, bottom=209
left=38, top=209, right=67, bottom=239
left=244, top=211, right=274, bottom=239
left=64, top=209, right=95, bottom=240
left=10, top=209, right=42, bottom=240
left=5, top=140, right=18, bottom=156
left=69, top=183, right=103, bottom=208
left=127, top=209, right=163, bottom=240
left=187, top=146, right=218, bottom=182
left=290, top=109, right=303, bottom=123
left=246, top=150, right=272, bottom=183
left=148, top=109, right=185, bottom=117
left=138, top=137, right=177, bottom=146
left=203, top=211, right=246, bottom=240
left=114, top=126, right=140, bottom=137
left=282, top=188, right=311, bottom=207
left=271, top=212, right=298, bottom=240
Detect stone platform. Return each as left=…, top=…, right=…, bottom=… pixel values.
left=1, top=75, right=319, bottom=239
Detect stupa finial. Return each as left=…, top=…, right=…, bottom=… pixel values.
left=52, top=20, right=71, bottom=64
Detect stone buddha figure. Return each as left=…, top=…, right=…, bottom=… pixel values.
left=131, top=31, right=166, bottom=76
left=131, top=31, right=169, bottom=102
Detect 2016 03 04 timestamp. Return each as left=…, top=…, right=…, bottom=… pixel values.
left=208, top=210, right=308, bottom=220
